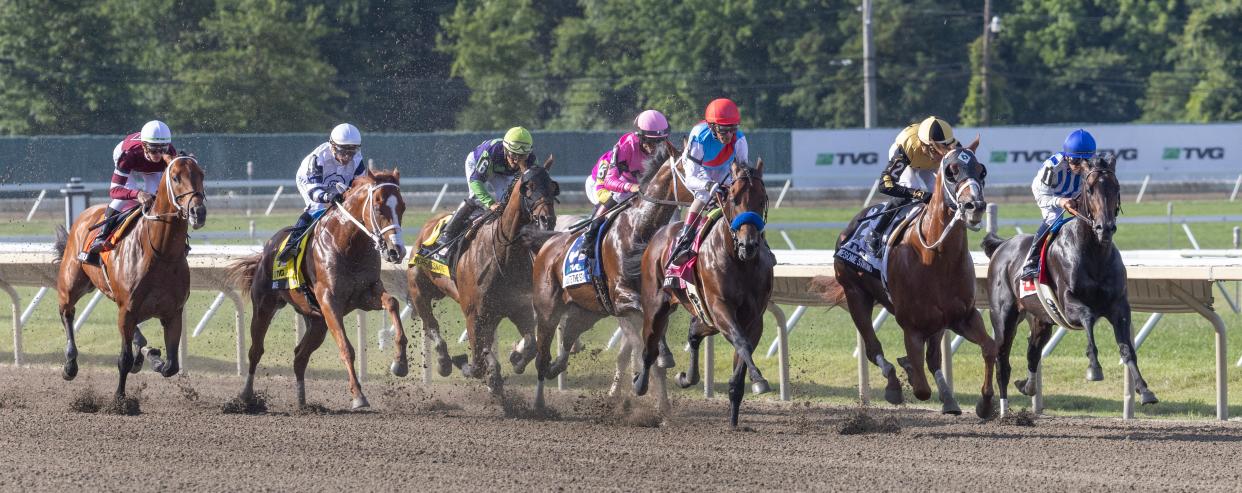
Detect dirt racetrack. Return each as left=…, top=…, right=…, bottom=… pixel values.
left=1, top=366, right=1240, bottom=491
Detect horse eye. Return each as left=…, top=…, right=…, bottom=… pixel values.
left=173, top=175, right=181, bottom=184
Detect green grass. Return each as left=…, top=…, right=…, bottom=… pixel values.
left=1, top=199, right=1240, bottom=419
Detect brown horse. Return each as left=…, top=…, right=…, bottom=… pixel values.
left=408, top=158, right=559, bottom=394
left=529, top=143, right=689, bottom=409
left=815, top=143, right=996, bottom=418
left=54, top=155, right=207, bottom=397
left=227, top=169, right=408, bottom=410
left=634, top=159, right=774, bottom=427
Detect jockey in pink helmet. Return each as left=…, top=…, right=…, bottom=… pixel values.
left=580, top=109, right=671, bottom=258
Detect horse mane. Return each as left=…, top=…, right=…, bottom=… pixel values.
left=981, top=232, right=1007, bottom=258
left=639, top=141, right=679, bottom=187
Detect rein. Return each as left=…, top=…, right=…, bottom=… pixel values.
left=915, top=158, right=982, bottom=250
left=142, top=157, right=204, bottom=222
left=333, top=182, right=402, bottom=253
left=639, top=156, right=694, bottom=207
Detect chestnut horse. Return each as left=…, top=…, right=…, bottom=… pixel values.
left=982, top=154, right=1157, bottom=411
left=529, top=143, right=689, bottom=409
left=815, top=144, right=996, bottom=418
left=408, top=158, right=558, bottom=394
left=635, top=159, right=774, bottom=427
left=54, top=155, right=207, bottom=397
left=227, top=170, right=408, bottom=410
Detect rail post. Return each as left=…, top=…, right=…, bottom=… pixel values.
left=704, top=335, right=715, bottom=398
left=431, top=183, right=450, bottom=212
left=265, top=186, right=284, bottom=216
left=25, top=190, right=47, bottom=222
left=1, top=280, right=21, bottom=365
left=862, top=178, right=880, bottom=207
left=60, top=177, right=91, bottom=230
left=774, top=179, right=792, bottom=209
left=1135, top=174, right=1151, bottom=203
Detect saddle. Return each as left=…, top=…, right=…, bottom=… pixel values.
left=561, top=204, right=631, bottom=314
left=78, top=206, right=142, bottom=260
left=271, top=229, right=314, bottom=291
left=1020, top=215, right=1082, bottom=329
left=663, top=207, right=725, bottom=289
left=833, top=202, right=924, bottom=284
left=410, top=210, right=489, bottom=278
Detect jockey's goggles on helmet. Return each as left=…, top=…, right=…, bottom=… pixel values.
left=142, top=142, right=169, bottom=153
left=640, top=133, right=668, bottom=145
left=711, top=124, right=739, bottom=135
left=331, top=143, right=361, bottom=156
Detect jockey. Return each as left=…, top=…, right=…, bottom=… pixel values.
left=277, top=123, right=365, bottom=261
left=662, top=98, right=749, bottom=289
left=1019, top=128, right=1095, bottom=281
left=867, top=116, right=958, bottom=256
left=82, top=120, right=176, bottom=266
left=429, top=126, right=536, bottom=259
left=580, top=110, right=670, bottom=258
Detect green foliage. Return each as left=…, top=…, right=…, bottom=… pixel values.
left=1143, top=1, right=1242, bottom=122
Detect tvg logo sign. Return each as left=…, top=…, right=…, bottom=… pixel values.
left=815, top=152, right=879, bottom=165
left=1163, top=147, right=1224, bottom=160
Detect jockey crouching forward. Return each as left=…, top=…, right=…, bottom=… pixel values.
left=1019, top=128, right=1095, bottom=282
left=277, top=123, right=365, bottom=261
left=82, top=120, right=176, bottom=266
left=580, top=110, right=671, bottom=259
left=426, top=126, right=536, bottom=262
left=866, top=116, right=958, bottom=257
left=662, top=98, right=749, bottom=289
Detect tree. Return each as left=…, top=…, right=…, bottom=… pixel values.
left=169, top=0, right=341, bottom=132
left=1143, top=1, right=1242, bottom=122
left=0, top=0, right=137, bottom=134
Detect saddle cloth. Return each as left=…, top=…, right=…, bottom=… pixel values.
left=411, top=215, right=453, bottom=277
left=80, top=206, right=142, bottom=257
left=833, top=203, right=922, bottom=287
left=561, top=209, right=619, bottom=289
left=664, top=208, right=725, bottom=289
left=1020, top=215, right=1082, bottom=329
left=271, top=230, right=313, bottom=291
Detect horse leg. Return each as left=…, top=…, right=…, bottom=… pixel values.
left=130, top=326, right=147, bottom=374
left=719, top=315, right=769, bottom=395
left=1084, top=318, right=1103, bottom=381
left=292, top=316, right=329, bottom=408
left=240, top=294, right=279, bottom=402
left=898, top=331, right=931, bottom=401
left=609, top=315, right=641, bottom=397
left=727, top=353, right=748, bottom=428
left=57, top=272, right=93, bottom=381
left=412, top=293, right=452, bottom=378
left=657, top=335, right=676, bottom=369
left=1016, top=319, right=1054, bottom=397
left=114, top=310, right=138, bottom=398
left=532, top=300, right=567, bottom=410
left=151, top=314, right=183, bottom=378
left=675, top=319, right=707, bottom=389
left=319, top=304, right=368, bottom=409
left=377, top=290, right=408, bottom=378
left=989, top=300, right=1021, bottom=414
left=507, top=307, right=538, bottom=374
left=1106, top=311, right=1158, bottom=405
left=844, top=289, right=900, bottom=404
left=634, top=301, right=674, bottom=397
left=925, top=329, right=961, bottom=415
left=547, top=307, right=602, bottom=378
left=454, top=312, right=484, bottom=379
left=471, top=316, right=504, bottom=396
left=950, top=311, right=998, bottom=419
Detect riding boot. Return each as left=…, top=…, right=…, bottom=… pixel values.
left=662, top=213, right=702, bottom=289
left=277, top=210, right=316, bottom=262
left=868, top=198, right=906, bottom=256
left=581, top=203, right=608, bottom=261
left=1019, top=221, right=1053, bottom=281
left=82, top=207, right=122, bottom=266
left=434, top=200, right=476, bottom=260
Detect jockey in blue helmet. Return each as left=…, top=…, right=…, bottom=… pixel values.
left=1020, top=128, right=1096, bottom=282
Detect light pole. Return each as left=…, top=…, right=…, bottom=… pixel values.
left=862, top=0, right=877, bottom=128
left=981, top=6, right=1002, bottom=126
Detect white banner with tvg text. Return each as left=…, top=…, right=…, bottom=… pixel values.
left=791, top=123, right=1242, bottom=187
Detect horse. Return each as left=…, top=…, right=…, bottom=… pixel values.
left=226, top=169, right=408, bottom=410
left=53, top=154, right=207, bottom=398
left=633, top=159, right=774, bottom=427
left=529, top=142, right=689, bottom=410
left=981, top=154, right=1157, bottom=410
left=407, top=157, right=559, bottom=395
left=813, top=143, right=996, bottom=418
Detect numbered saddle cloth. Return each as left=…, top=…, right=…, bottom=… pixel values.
left=411, top=215, right=453, bottom=277
left=271, top=230, right=313, bottom=291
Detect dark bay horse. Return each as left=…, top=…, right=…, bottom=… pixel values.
left=635, top=159, right=774, bottom=427
left=814, top=144, right=997, bottom=418
left=227, top=170, right=408, bottom=409
left=982, top=154, right=1157, bottom=409
left=54, top=155, right=207, bottom=397
left=529, top=143, right=690, bottom=410
left=408, top=158, right=558, bottom=394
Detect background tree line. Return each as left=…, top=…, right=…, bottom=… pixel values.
left=0, top=0, right=1237, bottom=135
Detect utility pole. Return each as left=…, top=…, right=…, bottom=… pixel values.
left=980, top=0, right=992, bottom=126
left=862, top=0, right=877, bottom=128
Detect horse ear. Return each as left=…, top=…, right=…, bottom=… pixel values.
left=543, top=154, right=554, bottom=171
left=391, top=167, right=401, bottom=182
left=966, top=135, right=980, bottom=152
left=755, top=157, right=765, bottom=176
left=1105, top=153, right=1117, bottom=169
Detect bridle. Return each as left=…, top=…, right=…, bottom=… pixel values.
left=916, top=150, right=985, bottom=249
left=142, top=156, right=205, bottom=221
left=640, top=150, right=694, bottom=207
left=495, top=166, right=558, bottom=248
left=720, top=165, right=767, bottom=255
left=334, top=182, right=403, bottom=254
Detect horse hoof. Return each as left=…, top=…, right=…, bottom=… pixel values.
left=62, top=361, right=78, bottom=381
left=633, top=374, right=650, bottom=396
left=884, top=387, right=904, bottom=405
left=975, top=397, right=995, bottom=419
left=351, top=396, right=370, bottom=410
left=896, top=356, right=914, bottom=373
left=1140, top=390, right=1159, bottom=405
left=130, top=350, right=144, bottom=374
left=547, top=361, right=566, bottom=379
left=508, top=350, right=524, bottom=367
left=390, top=360, right=409, bottom=378
left=450, top=354, right=469, bottom=370
left=436, top=358, right=453, bottom=378
left=676, top=372, right=696, bottom=389
left=657, top=353, right=676, bottom=369
left=751, top=380, right=771, bottom=395
left=941, top=395, right=962, bottom=415
left=1085, top=365, right=1104, bottom=382
left=142, top=347, right=161, bottom=359
left=1015, top=379, right=1035, bottom=397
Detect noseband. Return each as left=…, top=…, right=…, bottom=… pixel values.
left=720, top=167, right=767, bottom=254
left=336, top=182, right=403, bottom=254
left=917, top=152, right=985, bottom=249
left=143, top=157, right=205, bottom=221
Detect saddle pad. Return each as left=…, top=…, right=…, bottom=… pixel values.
left=82, top=206, right=142, bottom=256
left=562, top=233, right=592, bottom=288
left=1037, top=215, right=1077, bottom=285
left=665, top=209, right=726, bottom=286
left=834, top=204, right=892, bottom=286
left=410, top=252, right=451, bottom=277
left=271, top=231, right=312, bottom=290
left=420, top=215, right=451, bottom=248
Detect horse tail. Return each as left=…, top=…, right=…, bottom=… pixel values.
left=225, top=253, right=263, bottom=297
left=52, top=225, right=68, bottom=263
left=807, top=275, right=846, bottom=307
left=621, top=239, right=648, bottom=284
left=981, top=232, right=1006, bottom=258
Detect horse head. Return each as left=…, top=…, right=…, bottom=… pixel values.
left=161, top=154, right=207, bottom=229
left=638, top=141, right=691, bottom=204
left=1082, top=153, right=1120, bottom=246
left=515, top=155, right=559, bottom=231
left=938, top=138, right=987, bottom=229
left=343, top=169, right=406, bottom=264
left=725, top=159, right=768, bottom=262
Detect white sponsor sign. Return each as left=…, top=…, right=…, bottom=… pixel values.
left=791, top=123, right=1242, bottom=187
